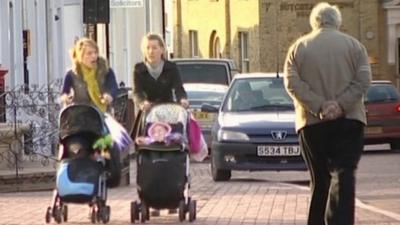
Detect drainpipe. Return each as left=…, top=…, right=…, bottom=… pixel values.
left=176, top=0, right=182, bottom=57
left=225, top=0, right=231, bottom=58
left=0, top=66, right=8, bottom=122
left=162, top=0, right=166, bottom=42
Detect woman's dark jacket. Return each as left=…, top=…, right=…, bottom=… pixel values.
left=133, top=60, right=187, bottom=106
left=61, top=58, right=118, bottom=106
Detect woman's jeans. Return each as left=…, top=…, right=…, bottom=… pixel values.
left=299, top=118, right=364, bottom=225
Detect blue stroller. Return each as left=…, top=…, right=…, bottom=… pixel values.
left=45, top=104, right=111, bottom=224
left=131, top=103, right=197, bottom=223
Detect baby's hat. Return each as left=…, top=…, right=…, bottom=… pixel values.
left=147, top=122, right=172, bottom=137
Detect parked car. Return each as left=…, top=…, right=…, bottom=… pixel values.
left=184, top=83, right=228, bottom=149
left=204, top=73, right=307, bottom=181
left=364, top=80, right=400, bottom=150
left=171, top=58, right=239, bottom=85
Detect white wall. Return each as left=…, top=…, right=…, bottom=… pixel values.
left=148, top=0, right=163, bottom=35
left=165, top=0, right=174, bottom=56
left=62, top=4, right=83, bottom=72
left=109, top=0, right=164, bottom=88
left=0, top=0, right=19, bottom=88
left=25, top=0, right=49, bottom=86
left=10, top=0, right=24, bottom=87
left=45, top=0, right=83, bottom=83
left=109, top=7, right=145, bottom=88
left=0, top=1, right=8, bottom=68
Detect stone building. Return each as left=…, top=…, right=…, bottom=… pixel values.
left=174, top=0, right=400, bottom=84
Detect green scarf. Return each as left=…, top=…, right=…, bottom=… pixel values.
left=81, top=65, right=107, bottom=112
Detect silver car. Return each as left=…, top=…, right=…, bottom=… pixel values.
left=184, top=83, right=228, bottom=149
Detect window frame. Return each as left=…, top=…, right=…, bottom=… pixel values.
left=239, top=31, right=250, bottom=72
left=189, top=30, right=199, bottom=57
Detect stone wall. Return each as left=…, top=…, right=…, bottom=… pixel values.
left=0, top=123, right=29, bottom=170
left=175, top=0, right=394, bottom=82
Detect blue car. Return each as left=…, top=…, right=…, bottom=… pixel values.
left=205, top=73, right=307, bottom=181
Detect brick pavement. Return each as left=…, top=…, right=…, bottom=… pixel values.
left=0, top=161, right=399, bottom=225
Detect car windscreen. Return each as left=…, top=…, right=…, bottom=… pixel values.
left=187, top=90, right=226, bottom=108
left=222, top=77, right=294, bottom=112
left=365, top=84, right=400, bottom=103
left=187, top=90, right=225, bottom=102
left=176, top=64, right=229, bottom=85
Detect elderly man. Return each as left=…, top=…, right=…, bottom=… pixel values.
left=283, top=2, right=371, bottom=225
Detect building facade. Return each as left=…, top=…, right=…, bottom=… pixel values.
left=108, top=0, right=165, bottom=87
left=0, top=0, right=167, bottom=171
left=0, top=0, right=164, bottom=90
left=174, top=0, right=400, bottom=84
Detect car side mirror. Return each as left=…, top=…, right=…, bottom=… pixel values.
left=201, top=103, right=219, bottom=113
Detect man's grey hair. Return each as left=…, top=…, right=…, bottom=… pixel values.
left=309, top=2, right=342, bottom=30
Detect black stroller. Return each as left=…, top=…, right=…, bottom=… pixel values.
left=131, top=103, right=197, bottom=223
left=45, top=104, right=111, bottom=224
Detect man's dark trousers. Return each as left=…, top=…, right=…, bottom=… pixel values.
left=299, top=118, right=364, bottom=225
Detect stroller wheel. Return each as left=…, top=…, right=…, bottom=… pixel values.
left=99, top=205, right=110, bottom=224
left=90, top=207, right=96, bottom=224
left=45, top=207, right=52, bottom=223
left=130, top=201, right=140, bottom=223
left=140, top=202, right=148, bottom=223
left=62, top=205, right=68, bottom=222
left=178, top=200, right=186, bottom=222
left=53, top=206, right=62, bottom=224
left=188, top=200, right=197, bottom=222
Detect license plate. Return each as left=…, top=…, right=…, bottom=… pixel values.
left=193, top=111, right=211, bottom=121
left=365, top=126, right=382, bottom=134
left=257, top=145, right=300, bottom=156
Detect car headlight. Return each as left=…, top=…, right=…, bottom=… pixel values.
left=217, top=130, right=249, bottom=142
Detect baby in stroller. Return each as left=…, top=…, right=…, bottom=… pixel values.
left=136, top=121, right=183, bottom=146
left=45, top=104, right=116, bottom=224
left=131, top=103, right=197, bottom=223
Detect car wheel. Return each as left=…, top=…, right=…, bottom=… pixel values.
left=210, top=158, right=231, bottom=181
left=390, top=140, right=400, bottom=150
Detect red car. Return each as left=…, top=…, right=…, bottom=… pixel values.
left=364, top=80, right=400, bottom=150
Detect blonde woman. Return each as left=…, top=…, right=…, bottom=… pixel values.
left=60, top=37, right=118, bottom=112
left=132, top=33, right=189, bottom=217
left=133, top=33, right=189, bottom=111
left=60, top=37, right=127, bottom=188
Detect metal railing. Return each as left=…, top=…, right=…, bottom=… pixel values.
left=0, top=81, right=133, bottom=180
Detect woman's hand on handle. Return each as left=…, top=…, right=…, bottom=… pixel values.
left=101, top=93, right=114, bottom=105
left=141, top=100, right=152, bottom=111
left=60, top=89, right=74, bottom=107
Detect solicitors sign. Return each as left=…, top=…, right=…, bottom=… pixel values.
left=110, top=0, right=143, bottom=8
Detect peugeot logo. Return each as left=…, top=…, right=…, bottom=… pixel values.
left=271, top=130, right=287, bottom=141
